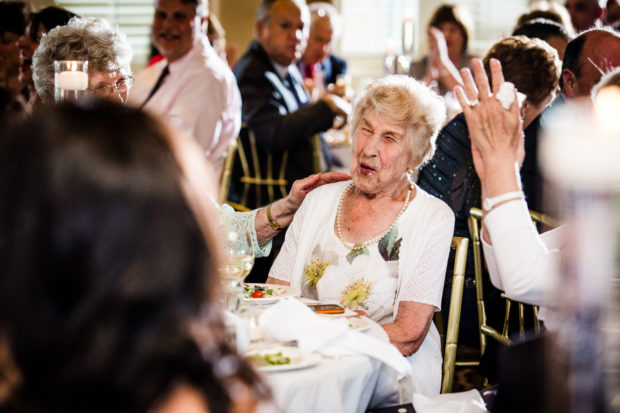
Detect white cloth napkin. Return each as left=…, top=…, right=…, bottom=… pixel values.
left=258, top=298, right=412, bottom=378
left=412, top=389, right=487, bottom=413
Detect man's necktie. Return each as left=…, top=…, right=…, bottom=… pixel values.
left=303, top=63, right=314, bottom=79
left=284, top=71, right=306, bottom=108
left=140, top=65, right=169, bottom=109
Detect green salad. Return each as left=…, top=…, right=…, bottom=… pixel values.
left=246, top=351, right=291, bottom=366
left=243, top=284, right=281, bottom=299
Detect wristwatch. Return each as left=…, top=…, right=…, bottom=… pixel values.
left=483, top=190, right=524, bottom=212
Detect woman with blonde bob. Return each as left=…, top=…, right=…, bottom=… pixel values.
left=267, top=75, right=455, bottom=395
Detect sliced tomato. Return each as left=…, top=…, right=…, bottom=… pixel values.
left=251, top=291, right=264, bottom=298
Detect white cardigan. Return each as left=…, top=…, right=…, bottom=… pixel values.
left=482, top=199, right=565, bottom=325
left=269, top=180, right=455, bottom=395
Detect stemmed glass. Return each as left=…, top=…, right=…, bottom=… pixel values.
left=220, top=230, right=255, bottom=313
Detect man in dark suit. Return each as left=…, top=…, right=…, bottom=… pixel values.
left=232, top=0, right=349, bottom=206
left=297, top=2, right=348, bottom=89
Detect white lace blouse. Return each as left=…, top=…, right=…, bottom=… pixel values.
left=269, top=180, right=455, bottom=395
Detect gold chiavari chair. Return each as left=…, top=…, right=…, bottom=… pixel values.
left=224, top=201, right=251, bottom=212
left=219, top=139, right=238, bottom=204
left=219, top=128, right=325, bottom=207
left=220, top=126, right=289, bottom=209
left=469, top=207, right=546, bottom=356
left=437, top=236, right=469, bottom=394
left=312, top=134, right=322, bottom=175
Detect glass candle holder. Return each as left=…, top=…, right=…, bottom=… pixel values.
left=54, top=60, right=88, bottom=102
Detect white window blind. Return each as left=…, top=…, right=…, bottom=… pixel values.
left=338, top=0, right=529, bottom=58
left=462, top=0, right=530, bottom=54
left=339, top=0, right=419, bottom=56
left=54, top=0, right=154, bottom=71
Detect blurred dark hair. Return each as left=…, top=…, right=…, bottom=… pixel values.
left=0, top=100, right=268, bottom=412
left=0, top=1, right=29, bottom=36
left=428, top=4, right=474, bottom=53
left=28, top=6, right=76, bottom=41
left=0, top=87, right=26, bottom=137
left=512, top=18, right=571, bottom=43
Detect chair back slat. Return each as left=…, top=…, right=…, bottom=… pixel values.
left=222, top=126, right=289, bottom=209
left=440, top=236, right=469, bottom=394
left=312, top=134, right=321, bottom=174
left=468, top=207, right=487, bottom=356
left=219, top=139, right=238, bottom=203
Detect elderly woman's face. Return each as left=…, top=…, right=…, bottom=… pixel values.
left=88, top=70, right=132, bottom=104
left=350, top=109, right=413, bottom=196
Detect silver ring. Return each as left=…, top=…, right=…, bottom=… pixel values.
left=468, top=98, right=480, bottom=108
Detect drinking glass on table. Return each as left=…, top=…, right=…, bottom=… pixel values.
left=334, top=74, right=353, bottom=100
left=220, top=230, right=255, bottom=313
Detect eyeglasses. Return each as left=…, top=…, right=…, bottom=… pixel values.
left=88, top=76, right=134, bottom=97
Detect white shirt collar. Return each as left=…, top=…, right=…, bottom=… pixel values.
left=167, top=35, right=209, bottom=74
left=272, top=61, right=296, bottom=80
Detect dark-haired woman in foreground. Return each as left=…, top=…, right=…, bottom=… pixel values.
left=0, top=100, right=274, bottom=412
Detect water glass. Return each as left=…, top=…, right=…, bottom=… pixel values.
left=224, top=230, right=255, bottom=281
left=221, top=275, right=242, bottom=313
left=335, top=74, right=352, bottom=99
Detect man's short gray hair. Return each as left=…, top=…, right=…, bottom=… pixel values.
left=256, top=0, right=307, bottom=23
left=33, top=17, right=133, bottom=104
left=309, top=2, right=341, bottom=41
left=351, top=75, right=446, bottom=168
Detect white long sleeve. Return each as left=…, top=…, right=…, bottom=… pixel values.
left=129, top=36, right=241, bottom=177
left=481, top=199, right=565, bottom=307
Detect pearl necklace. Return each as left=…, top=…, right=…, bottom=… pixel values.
left=336, top=183, right=413, bottom=251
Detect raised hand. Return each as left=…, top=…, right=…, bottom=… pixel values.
left=453, top=58, right=524, bottom=197
left=424, top=27, right=464, bottom=93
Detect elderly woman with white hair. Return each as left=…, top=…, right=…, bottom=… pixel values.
left=32, top=17, right=133, bottom=104
left=267, top=75, right=454, bottom=395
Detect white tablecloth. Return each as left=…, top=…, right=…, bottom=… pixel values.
left=238, top=304, right=402, bottom=413
left=264, top=354, right=383, bottom=413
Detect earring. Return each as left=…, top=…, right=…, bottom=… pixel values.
left=407, top=167, right=415, bottom=175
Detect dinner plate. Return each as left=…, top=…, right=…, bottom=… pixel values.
left=242, top=283, right=300, bottom=304
left=346, top=317, right=371, bottom=332
left=245, top=346, right=321, bottom=372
